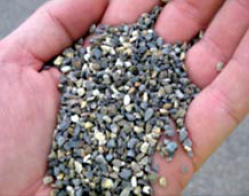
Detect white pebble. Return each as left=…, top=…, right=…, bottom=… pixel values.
left=61, top=66, right=71, bottom=73
left=95, top=130, right=106, bottom=145
left=92, top=89, right=100, bottom=96
left=142, top=186, right=152, bottom=194
left=83, top=154, right=92, bottom=164
left=131, top=176, right=137, bottom=188
left=140, top=142, right=150, bottom=154
left=71, top=115, right=79, bottom=123
left=66, top=186, right=74, bottom=196
left=123, top=95, right=131, bottom=106
left=84, top=53, right=91, bottom=61
left=77, top=88, right=85, bottom=96
left=74, top=161, right=83, bottom=174
left=115, top=58, right=124, bottom=66
left=134, top=126, right=144, bottom=133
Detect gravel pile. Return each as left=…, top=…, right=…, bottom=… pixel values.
left=44, top=6, right=200, bottom=196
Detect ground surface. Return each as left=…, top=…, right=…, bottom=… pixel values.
left=0, top=0, right=249, bottom=195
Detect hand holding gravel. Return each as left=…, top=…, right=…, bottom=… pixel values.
left=0, top=0, right=248, bottom=196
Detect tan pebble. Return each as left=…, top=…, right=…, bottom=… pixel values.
left=163, top=103, right=172, bottom=109
left=152, top=126, right=161, bottom=138
left=180, top=52, right=186, bottom=60
left=101, top=178, right=114, bottom=189
left=128, top=87, right=136, bottom=94
left=95, top=130, right=106, bottom=145
left=53, top=56, right=64, bottom=67
left=159, top=176, right=167, bottom=187
left=216, top=61, right=224, bottom=72
left=140, top=142, right=150, bottom=154
left=63, top=50, right=74, bottom=58
left=50, top=190, right=57, bottom=196
left=57, top=150, right=65, bottom=158
left=57, top=173, right=64, bottom=180
left=81, top=101, right=87, bottom=109
left=84, top=122, right=93, bottom=129
left=74, top=161, right=83, bottom=174
left=43, top=176, right=53, bottom=185
left=134, top=186, right=141, bottom=195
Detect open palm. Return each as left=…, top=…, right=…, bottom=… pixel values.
left=0, top=0, right=248, bottom=195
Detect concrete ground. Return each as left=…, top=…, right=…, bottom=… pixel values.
left=0, top=0, right=249, bottom=195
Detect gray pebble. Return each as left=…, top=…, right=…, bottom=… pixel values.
left=127, top=138, right=139, bottom=149
left=57, top=136, right=66, bottom=147
left=183, top=138, right=193, bottom=148
left=120, top=187, right=131, bottom=196
left=166, top=141, right=178, bottom=155
left=75, top=188, right=83, bottom=196
left=179, top=128, right=188, bottom=142
left=144, top=108, right=154, bottom=122
left=105, top=154, right=114, bottom=162
left=152, top=164, right=160, bottom=173
left=127, top=149, right=136, bottom=158
left=107, top=139, right=116, bottom=148
left=119, top=169, right=132, bottom=180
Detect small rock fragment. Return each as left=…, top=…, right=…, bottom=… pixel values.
left=43, top=176, right=53, bottom=185
left=179, top=128, right=188, bottom=142
left=53, top=56, right=64, bottom=67
left=71, top=115, right=79, bottom=123
left=119, top=169, right=132, bottom=180
left=140, top=142, right=150, bottom=154
left=46, top=5, right=200, bottom=195
left=95, top=130, right=106, bottom=145
left=123, top=94, right=131, bottom=105
left=142, top=186, right=152, bottom=195
left=101, top=178, right=114, bottom=189
left=131, top=176, right=137, bottom=188
left=144, top=108, right=154, bottom=121
left=66, top=186, right=75, bottom=196
left=120, top=187, right=131, bottom=196
left=216, top=61, right=224, bottom=72
left=159, top=177, right=167, bottom=187
left=74, top=161, right=83, bottom=174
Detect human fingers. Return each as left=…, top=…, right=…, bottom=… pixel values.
left=187, top=0, right=249, bottom=87
left=187, top=28, right=249, bottom=170
left=155, top=0, right=225, bottom=42
left=101, top=0, right=161, bottom=25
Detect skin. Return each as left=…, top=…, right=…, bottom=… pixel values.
left=0, top=0, right=248, bottom=195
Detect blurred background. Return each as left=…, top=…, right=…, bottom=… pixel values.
left=0, top=0, right=248, bottom=195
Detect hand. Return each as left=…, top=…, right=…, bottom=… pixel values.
left=0, top=0, right=248, bottom=195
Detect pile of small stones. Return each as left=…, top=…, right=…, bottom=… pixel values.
left=44, top=6, right=200, bottom=196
